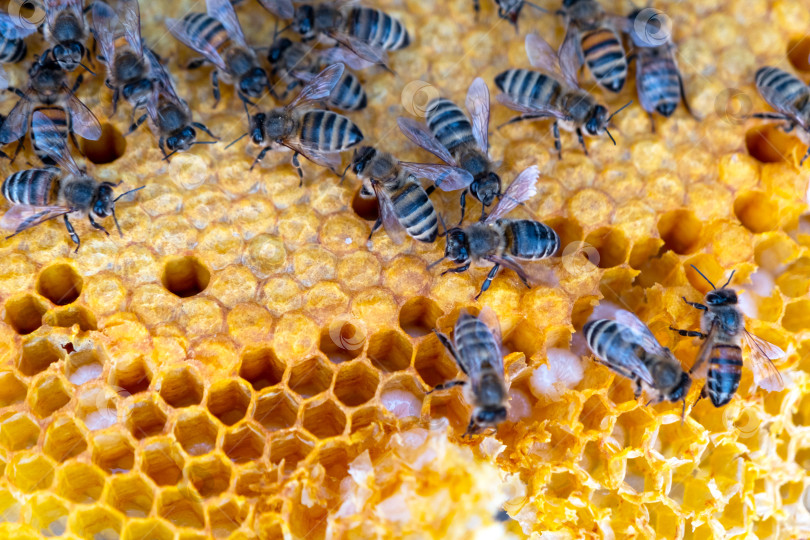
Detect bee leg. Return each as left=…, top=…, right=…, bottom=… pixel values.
left=211, top=71, right=221, bottom=108
left=669, top=326, right=707, bottom=339
left=441, top=263, right=470, bottom=277
left=457, top=189, right=467, bottom=225
left=800, top=146, right=810, bottom=168
left=63, top=215, right=80, bottom=253
left=576, top=128, right=588, bottom=156
left=553, top=122, right=562, bottom=160
left=249, top=146, right=272, bottom=171
left=367, top=217, right=382, bottom=241
left=648, top=113, right=656, bottom=134
left=291, top=152, right=304, bottom=186
left=186, top=58, right=207, bottom=70
left=158, top=138, right=168, bottom=160
left=71, top=74, right=85, bottom=94
left=9, top=139, right=24, bottom=164
left=428, top=380, right=466, bottom=394
left=8, top=87, right=25, bottom=99
left=462, top=417, right=478, bottom=438
left=192, top=122, right=219, bottom=140
left=88, top=215, right=110, bottom=237
left=111, top=87, right=120, bottom=116
left=475, top=263, right=501, bottom=300
left=681, top=297, right=708, bottom=311
left=127, top=114, right=147, bottom=135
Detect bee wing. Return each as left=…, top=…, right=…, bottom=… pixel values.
left=0, top=203, right=72, bottom=234
left=485, top=165, right=538, bottom=223
left=165, top=16, right=228, bottom=72
left=476, top=305, right=503, bottom=350
left=279, top=138, right=342, bottom=172
left=119, top=0, right=144, bottom=56
left=495, top=92, right=570, bottom=121
left=328, top=31, right=390, bottom=71
left=0, top=93, right=33, bottom=144
left=45, top=0, right=83, bottom=26
left=319, top=47, right=376, bottom=72
left=0, top=12, right=39, bottom=40
left=256, top=0, right=295, bottom=19
left=589, top=319, right=658, bottom=386
left=0, top=64, right=7, bottom=91
left=288, top=63, right=344, bottom=109
left=743, top=330, right=785, bottom=392
left=398, top=162, right=473, bottom=192
left=557, top=28, right=583, bottom=89
left=454, top=308, right=504, bottom=380
left=90, top=1, right=120, bottom=67
left=526, top=33, right=563, bottom=77
left=31, top=111, right=82, bottom=174
left=465, top=77, right=491, bottom=158
left=64, top=90, right=102, bottom=141
left=371, top=182, right=406, bottom=245
left=397, top=117, right=459, bottom=167
left=612, top=309, right=670, bottom=355
left=687, top=325, right=716, bottom=380
left=207, top=0, right=247, bottom=47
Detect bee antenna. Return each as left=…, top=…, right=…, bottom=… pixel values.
left=680, top=398, right=686, bottom=425
left=721, top=269, right=736, bottom=289
left=437, top=213, right=448, bottom=237
left=161, top=149, right=179, bottom=161
left=525, top=2, right=548, bottom=13
left=79, top=62, right=95, bottom=76
left=427, top=256, right=446, bottom=270
left=607, top=100, right=633, bottom=123
left=225, top=132, right=248, bottom=150
left=111, top=208, right=123, bottom=237
left=113, top=185, right=145, bottom=202
left=605, top=128, right=617, bottom=146
left=339, top=162, right=351, bottom=183
left=690, top=264, right=716, bottom=289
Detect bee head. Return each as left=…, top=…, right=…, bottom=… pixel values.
left=239, top=67, right=270, bottom=99
left=92, top=183, right=115, bottom=218
left=706, top=288, right=737, bottom=306
left=268, top=38, right=294, bottom=64
left=444, top=228, right=470, bottom=264
left=351, top=146, right=376, bottom=176
left=294, top=5, right=316, bottom=40
left=52, top=42, right=84, bottom=72
left=585, top=105, right=609, bottom=136
left=668, top=371, right=692, bottom=403
left=166, top=125, right=197, bottom=153
left=471, top=172, right=501, bottom=207
left=473, top=406, right=507, bottom=429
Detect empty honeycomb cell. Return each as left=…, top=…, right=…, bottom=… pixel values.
left=792, top=393, right=810, bottom=426
left=334, top=362, right=380, bottom=407
left=91, top=430, right=136, bottom=474
left=56, top=462, right=105, bottom=503
left=623, top=456, right=658, bottom=494
left=8, top=452, right=55, bottom=492
left=776, top=257, right=810, bottom=297
left=302, top=398, right=347, bottom=439
left=105, top=474, right=155, bottom=517
left=0, top=412, right=39, bottom=451
left=29, top=374, right=71, bottom=418
left=254, top=389, right=299, bottom=431
left=174, top=409, right=219, bottom=456
left=69, top=505, right=122, bottom=540
left=42, top=304, right=98, bottom=331
left=288, top=357, right=333, bottom=398
left=788, top=36, right=810, bottom=71
left=5, top=294, right=48, bottom=335
left=584, top=227, right=630, bottom=269
left=36, top=263, right=82, bottom=306
left=269, top=430, right=315, bottom=473
left=745, top=124, right=800, bottom=164
left=657, top=209, right=702, bottom=255
left=43, top=417, right=87, bottom=461
left=207, top=379, right=252, bottom=426
left=734, top=191, right=779, bottom=233
left=783, top=299, right=810, bottom=332
left=142, top=439, right=185, bottom=486
left=222, top=422, right=266, bottom=463
left=122, top=519, right=175, bottom=540
left=125, top=398, right=168, bottom=440
left=547, top=217, right=584, bottom=253
left=579, top=395, right=612, bottom=433
left=80, top=122, right=126, bottom=164
left=319, top=320, right=367, bottom=364
left=0, top=489, right=21, bottom=523
left=110, top=356, right=152, bottom=396
left=352, top=188, right=378, bottom=221
left=415, top=333, right=460, bottom=388
left=27, top=493, right=69, bottom=536
left=65, top=348, right=104, bottom=385
left=187, top=454, right=232, bottom=497
left=239, top=347, right=286, bottom=391
left=19, top=338, right=64, bottom=377
left=367, top=329, right=412, bottom=372
left=159, top=366, right=204, bottom=408
left=234, top=465, right=266, bottom=498
left=503, top=319, right=543, bottom=359
left=209, top=498, right=248, bottom=538
left=0, top=372, right=26, bottom=407
left=398, top=296, right=443, bottom=338
left=161, top=256, right=211, bottom=298
left=350, top=406, right=387, bottom=433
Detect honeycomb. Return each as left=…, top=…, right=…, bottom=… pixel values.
left=0, top=0, right=808, bottom=538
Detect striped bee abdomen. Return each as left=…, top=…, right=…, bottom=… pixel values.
left=583, top=319, right=618, bottom=358
left=346, top=7, right=410, bottom=51
left=455, top=312, right=500, bottom=367
left=637, top=52, right=681, bottom=117
left=705, top=344, right=743, bottom=407
left=581, top=28, right=627, bottom=93
left=755, top=66, right=810, bottom=110
left=2, top=169, right=58, bottom=206
left=425, top=98, right=475, bottom=154
left=300, top=110, right=364, bottom=152
left=180, top=13, right=231, bottom=55
left=502, top=219, right=560, bottom=259
left=328, top=71, right=367, bottom=111
left=31, top=107, right=69, bottom=166
left=494, top=69, right=562, bottom=109
left=0, top=36, right=26, bottom=63
left=391, top=181, right=437, bottom=243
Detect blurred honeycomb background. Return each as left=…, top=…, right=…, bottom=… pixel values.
left=0, top=0, right=808, bottom=538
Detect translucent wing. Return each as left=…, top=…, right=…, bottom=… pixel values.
left=466, top=77, right=490, bottom=156
left=207, top=0, right=246, bottom=46
left=371, top=182, right=405, bottom=245
left=525, top=33, right=562, bottom=77
left=588, top=320, right=657, bottom=386
left=484, top=254, right=531, bottom=289
left=485, top=165, right=538, bottom=222
left=256, top=0, right=295, bottom=19
left=476, top=305, right=502, bottom=348
left=319, top=47, right=376, bottom=71
left=0, top=64, right=7, bottom=91
left=119, top=0, right=143, bottom=55
left=0, top=93, right=33, bottom=144
left=688, top=325, right=716, bottom=380
left=0, top=203, right=71, bottom=233
left=288, top=63, right=344, bottom=109
left=91, top=1, right=119, bottom=66
left=328, top=31, right=390, bottom=71
left=397, top=117, right=459, bottom=167
left=166, top=16, right=228, bottom=71
left=0, top=12, right=39, bottom=40
left=64, top=90, right=102, bottom=140
left=31, top=110, right=82, bottom=175
left=743, top=330, right=785, bottom=392
left=557, top=27, right=583, bottom=89
left=613, top=309, right=668, bottom=356
left=398, top=162, right=473, bottom=191
left=280, top=138, right=342, bottom=171
left=496, top=92, right=570, bottom=121
left=144, top=48, right=183, bottom=103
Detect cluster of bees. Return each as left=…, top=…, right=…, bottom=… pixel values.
left=0, top=0, right=803, bottom=437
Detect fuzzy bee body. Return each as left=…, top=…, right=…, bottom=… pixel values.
left=30, top=106, right=69, bottom=166
left=43, top=0, right=90, bottom=72
left=2, top=168, right=59, bottom=206
left=634, top=46, right=682, bottom=117
left=344, top=6, right=410, bottom=51
left=299, top=109, right=364, bottom=154
left=753, top=66, right=810, bottom=165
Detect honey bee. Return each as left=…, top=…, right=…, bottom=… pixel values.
left=495, top=33, right=631, bottom=159
left=432, top=306, right=507, bottom=437
left=0, top=11, right=38, bottom=65
left=558, top=0, right=629, bottom=93
left=167, top=0, right=270, bottom=106
left=670, top=266, right=785, bottom=407
left=232, top=63, right=364, bottom=181
left=584, top=308, right=692, bottom=411
left=91, top=0, right=155, bottom=118
left=1, top=111, right=144, bottom=251
left=0, top=53, right=101, bottom=162
left=428, top=165, right=558, bottom=299
left=398, top=78, right=501, bottom=221
left=350, top=145, right=473, bottom=244
left=471, top=0, right=547, bottom=29
left=258, top=0, right=410, bottom=71
left=752, top=66, right=810, bottom=167
left=267, top=36, right=368, bottom=111
left=625, top=8, right=692, bottom=129
left=43, top=0, right=92, bottom=72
